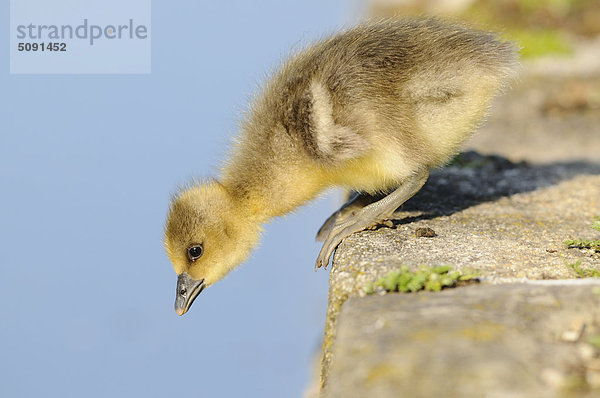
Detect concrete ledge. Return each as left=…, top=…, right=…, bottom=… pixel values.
left=324, top=283, right=600, bottom=398
left=320, top=161, right=600, bottom=386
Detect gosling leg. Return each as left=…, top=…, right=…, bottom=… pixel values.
left=315, top=170, right=429, bottom=270
left=316, top=191, right=388, bottom=242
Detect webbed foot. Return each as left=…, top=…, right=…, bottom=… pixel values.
left=315, top=170, right=429, bottom=270
left=316, top=191, right=386, bottom=242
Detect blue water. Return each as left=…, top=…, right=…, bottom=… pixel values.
left=0, top=1, right=362, bottom=396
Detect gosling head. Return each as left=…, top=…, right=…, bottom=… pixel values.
left=164, top=181, right=261, bottom=315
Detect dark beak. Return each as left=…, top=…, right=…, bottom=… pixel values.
left=175, top=273, right=206, bottom=316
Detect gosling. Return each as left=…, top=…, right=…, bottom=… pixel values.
left=164, top=18, right=518, bottom=315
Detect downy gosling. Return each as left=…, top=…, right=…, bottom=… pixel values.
left=165, top=18, right=518, bottom=315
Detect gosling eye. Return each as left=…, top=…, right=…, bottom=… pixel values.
left=187, top=245, right=203, bottom=262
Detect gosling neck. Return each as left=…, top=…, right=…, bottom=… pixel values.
left=221, top=169, right=326, bottom=223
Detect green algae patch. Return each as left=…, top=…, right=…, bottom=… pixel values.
left=591, top=217, right=600, bottom=233
left=564, top=217, right=600, bottom=253
left=363, top=266, right=479, bottom=295
left=567, top=259, right=600, bottom=278
left=564, top=240, right=600, bottom=252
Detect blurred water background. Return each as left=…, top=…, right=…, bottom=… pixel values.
left=0, top=1, right=361, bottom=397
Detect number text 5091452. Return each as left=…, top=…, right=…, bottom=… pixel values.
left=18, top=42, right=67, bottom=52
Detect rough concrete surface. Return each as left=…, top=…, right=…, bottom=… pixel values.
left=325, top=283, right=600, bottom=398
left=318, top=40, right=600, bottom=397
left=321, top=157, right=600, bottom=392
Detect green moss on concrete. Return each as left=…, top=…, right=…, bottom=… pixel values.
left=363, top=266, right=479, bottom=295
left=564, top=217, right=600, bottom=252
left=592, top=217, right=600, bottom=232
left=566, top=259, right=600, bottom=278
left=565, top=239, right=600, bottom=251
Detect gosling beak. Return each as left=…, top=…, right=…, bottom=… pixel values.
left=175, top=273, right=206, bottom=316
